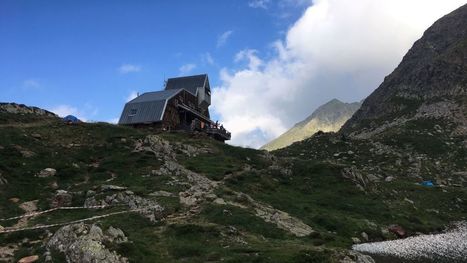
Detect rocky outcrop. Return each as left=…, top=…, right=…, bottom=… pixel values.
left=262, top=99, right=361, bottom=151
left=0, top=103, right=57, bottom=117
left=133, top=135, right=175, bottom=161
left=47, top=223, right=128, bottom=263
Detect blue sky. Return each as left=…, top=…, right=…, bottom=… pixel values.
left=0, top=0, right=307, bottom=122
left=1, top=0, right=464, bottom=147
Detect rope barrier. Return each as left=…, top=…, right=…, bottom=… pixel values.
left=0, top=204, right=125, bottom=222
left=0, top=208, right=147, bottom=234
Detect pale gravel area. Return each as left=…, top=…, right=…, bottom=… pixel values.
left=353, top=222, right=467, bottom=262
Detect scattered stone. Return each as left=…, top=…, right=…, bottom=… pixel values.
left=19, top=200, right=38, bottom=213
left=0, top=173, right=7, bottom=185
left=388, top=225, right=406, bottom=238
left=49, top=181, right=59, bottom=190
left=352, top=237, right=361, bottom=244
left=404, top=197, right=415, bottom=205
left=385, top=176, right=394, bottom=182
left=9, top=197, right=20, bottom=203
left=101, top=185, right=127, bottom=191
left=36, top=168, right=57, bottom=178
left=361, top=232, right=369, bottom=241
left=50, top=190, right=73, bottom=208
left=18, top=255, right=39, bottom=263
left=31, top=133, right=42, bottom=140
left=149, top=190, right=174, bottom=197
left=213, top=198, right=227, bottom=205
left=20, top=150, right=36, bottom=158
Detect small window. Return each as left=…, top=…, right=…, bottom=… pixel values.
left=129, top=109, right=138, bottom=116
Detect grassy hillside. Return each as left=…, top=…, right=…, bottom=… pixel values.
left=0, top=111, right=465, bottom=262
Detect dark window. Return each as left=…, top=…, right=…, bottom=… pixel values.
left=129, top=109, right=138, bottom=116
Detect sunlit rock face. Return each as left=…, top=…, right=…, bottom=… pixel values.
left=261, top=99, right=361, bottom=151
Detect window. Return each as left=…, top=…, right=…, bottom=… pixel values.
left=129, top=109, right=138, bottom=116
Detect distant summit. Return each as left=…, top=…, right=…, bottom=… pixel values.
left=261, top=99, right=361, bottom=151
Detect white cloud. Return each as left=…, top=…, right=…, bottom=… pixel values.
left=179, top=63, right=197, bottom=75
left=201, top=52, right=215, bottom=65
left=234, top=49, right=263, bottom=71
left=22, top=79, right=40, bottom=89
left=49, top=105, right=87, bottom=121
left=217, top=30, right=234, bottom=48
left=249, top=0, right=271, bottom=9
left=49, top=103, right=99, bottom=122
left=118, top=64, right=141, bottom=74
left=107, top=117, right=120, bottom=124
left=126, top=91, right=138, bottom=102
left=213, top=0, right=466, bottom=148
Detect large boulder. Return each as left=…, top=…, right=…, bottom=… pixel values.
left=47, top=223, right=128, bottom=263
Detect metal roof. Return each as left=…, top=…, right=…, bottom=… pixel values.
left=128, top=89, right=181, bottom=103
left=165, top=74, right=208, bottom=95
left=118, top=89, right=182, bottom=124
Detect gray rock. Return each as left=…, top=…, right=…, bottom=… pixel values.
left=50, top=190, right=72, bottom=208
left=36, top=168, right=57, bottom=178
left=47, top=223, right=128, bottom=263
left=101, top=185, right=127, bottom=191
left=0, top=173, right=7, bottom=185
left=149, top=190, right=173, bottom=197
left=106, top=226, right=127, bottom=243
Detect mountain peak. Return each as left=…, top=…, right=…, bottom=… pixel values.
left=340, top=3, right=467, bottom=138
left=261, top=99, right=361, bottom=151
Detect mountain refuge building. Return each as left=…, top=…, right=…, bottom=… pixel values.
left=118, top=74, right=230, bottom=142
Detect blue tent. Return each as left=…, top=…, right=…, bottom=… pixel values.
left=420, top=180, right=434, bottom=187
left=63, top=115, right=80, bottom=123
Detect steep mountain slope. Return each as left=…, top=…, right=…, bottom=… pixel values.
left=341, top=3, right=467, bottom=138
left=261, top=99, right=361, bottom=151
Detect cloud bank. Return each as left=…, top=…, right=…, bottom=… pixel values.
left=212, top=0, right=466, bottom=148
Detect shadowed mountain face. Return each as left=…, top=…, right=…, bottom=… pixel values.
left=261, top=99, right=361, bottom=151
left=340, top=3, right=467, bottom=138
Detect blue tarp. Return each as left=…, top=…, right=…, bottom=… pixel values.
left=63, top=115, right=80, bottom=123
left=420, top=180, right=434, bottom=187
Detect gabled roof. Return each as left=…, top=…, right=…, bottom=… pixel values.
left=165, top=74, right=208, bottom=95
left=118, top=89, right=183, bottom=125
